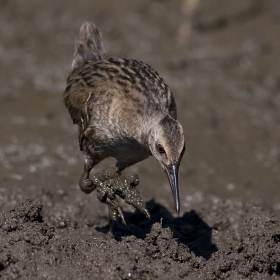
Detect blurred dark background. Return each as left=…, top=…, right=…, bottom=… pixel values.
left=0, top=0, right=279, bottom=222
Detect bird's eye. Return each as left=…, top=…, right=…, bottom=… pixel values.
left=157, top=144, right=165, bottom=154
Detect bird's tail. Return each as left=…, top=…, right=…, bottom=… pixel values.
left=71, top=22, right=107, bottom=70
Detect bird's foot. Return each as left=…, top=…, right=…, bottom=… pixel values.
left=92, top=167, right=150, bottom=225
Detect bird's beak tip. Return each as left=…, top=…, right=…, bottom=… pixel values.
left=175, top=202, right=180, bottom=215
left=164, top=162, right=180, bottom=215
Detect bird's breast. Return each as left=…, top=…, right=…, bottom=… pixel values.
left=112, top=139, right=151, bottom=165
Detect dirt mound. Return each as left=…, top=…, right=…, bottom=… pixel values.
left=0, top=199, right=279, bottom=279
left=202, top=207, right=280, bottom=279
left=0, top=199, right=54, bottom=278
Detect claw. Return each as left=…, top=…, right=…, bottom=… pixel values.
left=117, top=206, right=126, bottom=225
left=108, top=205, right=126, bottom=226
left=142, top=208, right=151, bottom=220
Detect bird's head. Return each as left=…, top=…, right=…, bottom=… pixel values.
left=148, top=114, right=185, bottom=214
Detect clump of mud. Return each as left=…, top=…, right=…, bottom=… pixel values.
left=202, top=207, right=280, bottom=279
left=0, top=199, right=54, bottom=278
left=0, top=199, right=279, bottom=279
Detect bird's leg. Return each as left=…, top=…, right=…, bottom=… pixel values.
left=79, top=160, right=96, bottom=194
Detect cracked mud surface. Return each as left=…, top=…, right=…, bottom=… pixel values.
left=0, top=0, right=280, bottom=279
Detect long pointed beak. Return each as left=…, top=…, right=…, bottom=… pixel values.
left=164, top=162, right=180, bottom=214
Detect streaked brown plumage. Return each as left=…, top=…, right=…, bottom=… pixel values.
left=63, top=22, right=185, bottom=214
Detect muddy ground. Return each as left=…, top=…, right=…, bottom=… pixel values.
left=0, top=0, right=280, bottom=279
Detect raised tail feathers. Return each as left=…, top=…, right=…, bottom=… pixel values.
left=71, top=22, right=107, bottom=70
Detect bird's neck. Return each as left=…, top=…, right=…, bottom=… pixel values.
left=119, top=109, right=165, bottom=147
left=141, top=110, right=168, bottom=146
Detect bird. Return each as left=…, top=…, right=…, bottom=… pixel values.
left=63, top=22, right=185, bottom=215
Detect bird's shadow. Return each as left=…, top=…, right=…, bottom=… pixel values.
left=96, top=199, right=218, bottom=259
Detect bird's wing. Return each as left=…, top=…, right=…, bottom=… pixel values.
left=63, top=65, right=106, bottom=150
left=64, top=77, right=89, bottom=126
